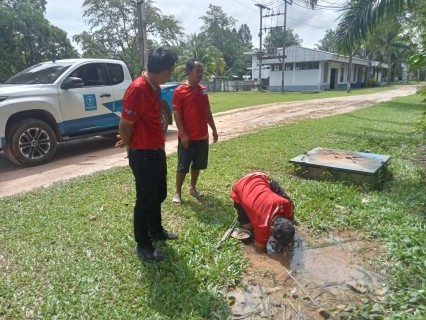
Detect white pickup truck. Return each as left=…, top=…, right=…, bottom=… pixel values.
left=0, top=59, right=178, bottom=166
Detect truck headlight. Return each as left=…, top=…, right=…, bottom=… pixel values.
left=0, top=96, right=8, bottom=103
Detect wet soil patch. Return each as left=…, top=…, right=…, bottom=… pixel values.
left=226, top=229, right=387, bottom=319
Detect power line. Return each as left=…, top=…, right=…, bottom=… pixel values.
left=265, top=0, right=278, bottom=6
left=267, top=1, right=342, bottom=26
left=287, top=15, right=329, bottom=29
left=251, top=0, right=277, bottom=9
left=294, top=27, right=329, bottom=36
left=292, top=0, right=346, bottom=10
left=233, top=0, right=259, bottom=12
left=232, top=1, right=334, bottom=46
left=261, top=21, right=330, bottom=36
left=287, top=6, right=339, bottom=23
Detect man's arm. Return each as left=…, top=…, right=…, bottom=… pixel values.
left=270, top=179, right=295, bottom=210
left=207, top=109, right=218, bottom=143
left=254, top=242, right=267, bottom=254
left=115, top=118, right=134, bottom=148
left=115, top=84, right=142, bottom=148
left=269, top=180, right=294, bottom=222
left=173, top=111, right=189, bottom=148
left=172, top=89, right=188, bottom=148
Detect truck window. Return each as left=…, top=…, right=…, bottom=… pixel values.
left=106, top=63, right=124, bottom=85
left=69, top=63, right=105, bottom=87
left=5, top=62, right=74, bottom=84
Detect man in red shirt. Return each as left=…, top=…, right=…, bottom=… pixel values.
left=171, top=59, right=218, bottom=205
left=230, top=172, right=295, bottom=254
left=115, top=47, right=178, bottom=262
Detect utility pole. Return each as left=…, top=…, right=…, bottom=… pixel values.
left=281, top=1, right=287, bottom=93
left=280, top=0, right=292, bottom=93
left=255, top=3, right=269, bottom=89
left=137, top=0, right=148, bottom=73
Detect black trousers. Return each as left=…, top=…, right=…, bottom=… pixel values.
left=128, top=148, right=167, bottom=246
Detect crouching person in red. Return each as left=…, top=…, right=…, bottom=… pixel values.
left=230, top=172, right=295, bottom=254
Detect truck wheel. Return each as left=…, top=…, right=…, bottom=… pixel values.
left=4, top=119, right=57, bottom=166
left=161, top=108, right=169, bottom=136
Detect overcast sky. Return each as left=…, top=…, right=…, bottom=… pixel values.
left=45, top=0, right=343, bottom=50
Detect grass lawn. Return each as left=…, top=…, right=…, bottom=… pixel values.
left=209, top=86, right=394, bottom=113
left=1, top=95, right=426, bottom=319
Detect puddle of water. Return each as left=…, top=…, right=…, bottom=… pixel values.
left=228, top=230, right=386, bottom=319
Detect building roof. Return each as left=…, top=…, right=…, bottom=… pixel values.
left=245, top=46, right=387, bottom=68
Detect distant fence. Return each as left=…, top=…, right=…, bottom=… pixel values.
left=201, top=80, right=257, bottom=92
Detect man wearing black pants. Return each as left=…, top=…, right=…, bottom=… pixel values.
left=116, top=47, right=178, bottom=262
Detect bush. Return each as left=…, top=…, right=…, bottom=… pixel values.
left=416, top=85, right=426, bottom=101
left=367, top=76, right=377, bottom=87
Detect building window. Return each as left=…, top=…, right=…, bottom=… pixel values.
left=295, top=62, right=319, bottom=70
left=323, top=62, right=328, bottom=83
left=340, top=67, right=344, bottom=82
left=353, top=66, right=357, bottom=82
left=272, top=63, right=293, bottom=71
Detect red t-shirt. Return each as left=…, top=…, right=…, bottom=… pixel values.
left=229, top=172, right=293, bottom=245
left=172, top=82, right=210, bottom=140
left=121, top=76, right=165, bottom=149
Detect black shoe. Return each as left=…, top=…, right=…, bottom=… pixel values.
left=133, top=244, right=163, bottom=262
left=151, top=229, right=178, bottom=241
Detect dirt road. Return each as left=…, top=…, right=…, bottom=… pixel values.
left=0, top=85, right=417, bottom=198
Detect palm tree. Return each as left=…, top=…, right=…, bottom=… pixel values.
left=307, top=0, right=417, bottom=85
left=362, top=20, right=412, bottom=83
left=173, top=33, right=226, bottom=81
left=323, top=0, right=416, bottom=54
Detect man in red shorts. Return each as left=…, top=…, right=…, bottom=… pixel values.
left=171, top=58, right=218, bottom=205
left=230, top=172, right=295, bottom=254
left=115, top=47, right=178, bottom=262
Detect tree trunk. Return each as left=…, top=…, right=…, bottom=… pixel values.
left=406, top=66, right=409, bottom=84
left=347, top=50, right=352, bottom=93
left=387, top=55, right=391, bottom=86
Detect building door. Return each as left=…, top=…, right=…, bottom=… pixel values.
left=357, top=66, right=362, bottom=83
left=330, top=68, right=338, bottom=89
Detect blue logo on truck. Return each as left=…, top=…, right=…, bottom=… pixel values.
left=84, top=94, right=97, bottom=111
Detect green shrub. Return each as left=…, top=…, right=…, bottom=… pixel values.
left=416, top=85, right=426, bottom=100
left=367, top=76, right=377, bottom=87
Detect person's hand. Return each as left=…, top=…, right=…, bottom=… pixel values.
left=180, top=133, right=189, bottom=149
left=114, top=135, right=126, bottom=148
left=212, top=130, right=218, bottom=143
left=252, top=242, right=266, bottom=254
left=251, top=244, right=261, bottom=254
left=282, top=243, right=292, bottom=253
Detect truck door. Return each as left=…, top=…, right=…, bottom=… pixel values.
left=58, top=63, right=117, bottom=135
left=106, top=63, right=127, bottom=126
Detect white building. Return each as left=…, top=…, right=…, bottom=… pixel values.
left=245, top=46, right=388, bottom=91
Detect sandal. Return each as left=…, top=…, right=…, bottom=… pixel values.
left=172, top=195, right=182, bottom=206
left=190, top=190, right=204, bottom=201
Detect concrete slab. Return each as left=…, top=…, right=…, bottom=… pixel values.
left=289, top=148, right=391, bottom=189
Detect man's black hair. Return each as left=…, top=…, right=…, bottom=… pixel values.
left=271, top=217, right=295, bottom=247
left=147, top=47, right=178, bottom=74
left=186, top=58, right=200, bottom=72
